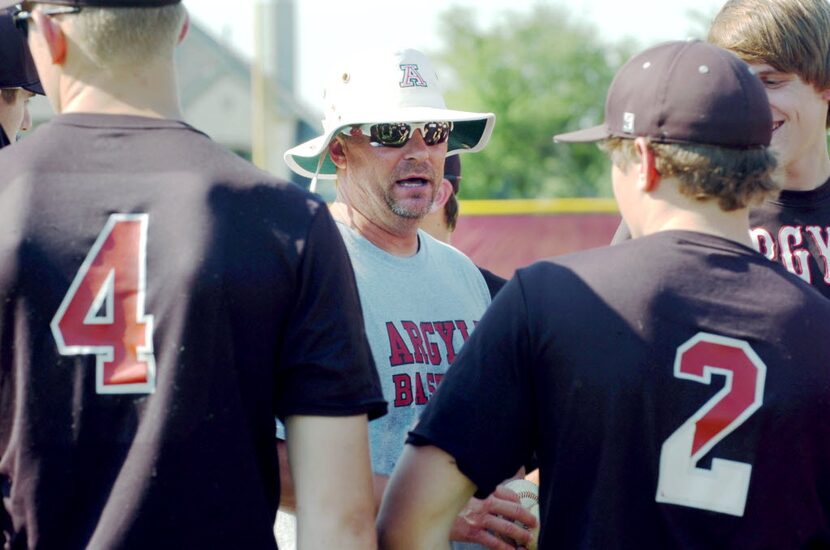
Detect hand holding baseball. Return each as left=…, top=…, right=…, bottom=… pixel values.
left=449, top=484, right=538, bottom=549
left=502, top=479, right=540, bottom=550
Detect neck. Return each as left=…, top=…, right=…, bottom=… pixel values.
left=780, top=135, right=830, bottom=191
left=56, top=60, right=183, bottom=120
left=330, top=202, right=421, bottom=256
left=419, top=211, right=452, bottom=244
left=634, top=179, right=754, bottom=248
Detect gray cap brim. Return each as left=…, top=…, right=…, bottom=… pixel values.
left=553, top=124, right=610, bottom=143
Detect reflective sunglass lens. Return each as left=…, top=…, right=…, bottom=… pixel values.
left=423, top=122, right=451, bottom=145
left=371, top=123, right=408, bottom=147
left=369, top=122, right=451, bottom=147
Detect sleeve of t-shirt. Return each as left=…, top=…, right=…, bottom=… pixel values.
left=274, top=204, right=387, bottom=422
left=407, top=272, right=536, bottom=498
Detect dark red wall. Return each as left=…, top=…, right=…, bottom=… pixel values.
left=453, top=213, right=622, bottom=279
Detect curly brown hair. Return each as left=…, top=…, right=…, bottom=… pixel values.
left=601, top=138, right=779, bottom=211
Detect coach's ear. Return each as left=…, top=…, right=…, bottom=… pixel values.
left=329, top=137, right=347, bottom=169
left=634, top=137, right=659, bottom=192
left=429, top=179, right=453, bottom=213
left=31, top=10, right=67, bottom=65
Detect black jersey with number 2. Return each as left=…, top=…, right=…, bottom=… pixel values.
left=411, top=230, right=830, bottom=549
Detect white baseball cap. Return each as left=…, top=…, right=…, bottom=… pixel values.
left=284, top=48, right=496, bottom=180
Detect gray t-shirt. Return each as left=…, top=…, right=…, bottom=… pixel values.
left=276, top=224, right=490, bottom=550
left=336, top=223, right=491, bottom=475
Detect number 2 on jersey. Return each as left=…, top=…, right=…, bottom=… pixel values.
left=51, top=214, right=156, bottom=394
left=656, top=333, right=766, bottom=517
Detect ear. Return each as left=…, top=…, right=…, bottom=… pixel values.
left=31, top=10, right=67, bottom=65
left=634, top=137, right=660, bottom=192
left=178, top=11, right=190, bottom=44
left=429, top=179, right=453, bottom=213
left=820, top=87, right=830, bottom=102
left=329, top=137, right=347, bottom=169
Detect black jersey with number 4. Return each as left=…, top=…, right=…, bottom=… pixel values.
left=0, top=114, right=386, bottom=549
left=410, top=230, right=830, bottom=549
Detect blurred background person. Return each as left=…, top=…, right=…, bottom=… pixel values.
left=0, top=8, right=42, bottom=147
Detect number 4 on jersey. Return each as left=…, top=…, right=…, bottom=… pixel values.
left=51, top=214, right=156, bottom=395
left=656, top=333, right=766, bottom=517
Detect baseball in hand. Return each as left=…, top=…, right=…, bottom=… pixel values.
left=503, top=479, right=540, bottom=550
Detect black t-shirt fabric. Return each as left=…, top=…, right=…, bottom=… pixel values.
left=749, top=176, right=830, bottom=299
left=477, top=266, right=507, bottom=299
left=612, top=177, right=830, bottom=300
left=0, top=114, right=386, bottom=549
left=410, top=231, right=830, bottom=549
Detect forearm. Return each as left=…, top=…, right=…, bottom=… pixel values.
left=378, top=445, right=472, bottom=549
left=282, top=441, right=389, bottom=517
left=373, top=473, right=389, bottom=514
left=276, top=439, right=296, bottom=512
left=287, top=415, right=377, bottom=550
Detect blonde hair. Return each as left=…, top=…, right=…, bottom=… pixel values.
left=708, top=0, right=830, bottom=126
left=601, top=138, right=778, bottom=211
left=66, top=4, right=186, bottom=69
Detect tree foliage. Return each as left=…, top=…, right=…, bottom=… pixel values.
left=432, top=4, right=636, bottom=199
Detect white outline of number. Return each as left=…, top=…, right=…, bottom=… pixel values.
left=656, top=332, right=766, bottom=517
left=51, top=214, right=156, bottom=395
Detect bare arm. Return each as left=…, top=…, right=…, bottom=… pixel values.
left=278, top=438, right=388, bottom=515
left=276, top=439, right=295, bottom=511
left=285, top=415, right=377, bottom=550
left=378, top=445, right=535, bottom=550
left=281, top=434, right=534, bottom=549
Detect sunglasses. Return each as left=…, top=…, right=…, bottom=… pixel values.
left=11, top=3, right=82, bottom=38
left=343, top=121, right=453, bottom=148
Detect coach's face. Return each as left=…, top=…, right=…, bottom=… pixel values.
left=329, top=126, right=446, bottom=235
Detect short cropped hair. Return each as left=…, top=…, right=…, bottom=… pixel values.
left=708, top=0, right=830, bottom=126
left=601, top=138, right=778, bottom=211
left=62, top=3, right=186, bottom=69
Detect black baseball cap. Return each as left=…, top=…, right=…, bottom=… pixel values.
left=0, top=0, right=180, bottom=8
left=554, top=40, right=772, bottom=149
left=0, top=9, right=42, bottom=94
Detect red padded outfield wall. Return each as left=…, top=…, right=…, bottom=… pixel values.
left=452, top=199, right=621, bottom=279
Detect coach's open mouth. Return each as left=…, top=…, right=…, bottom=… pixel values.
left=397, top=177, right=430, bottom=187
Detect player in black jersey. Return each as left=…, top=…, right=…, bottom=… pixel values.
left=0, top=1, right=385, bottom=548
left=0, top=8, right=42, bottom=147
left=613, top=0, right=830, bottom=299
left=378, top=40, right=830, bottom=549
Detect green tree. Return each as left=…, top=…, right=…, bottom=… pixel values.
left=433, top=4, right=635, bottom=199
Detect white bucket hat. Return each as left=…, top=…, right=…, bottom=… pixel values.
left=284, top=48, right=495, bottom=181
